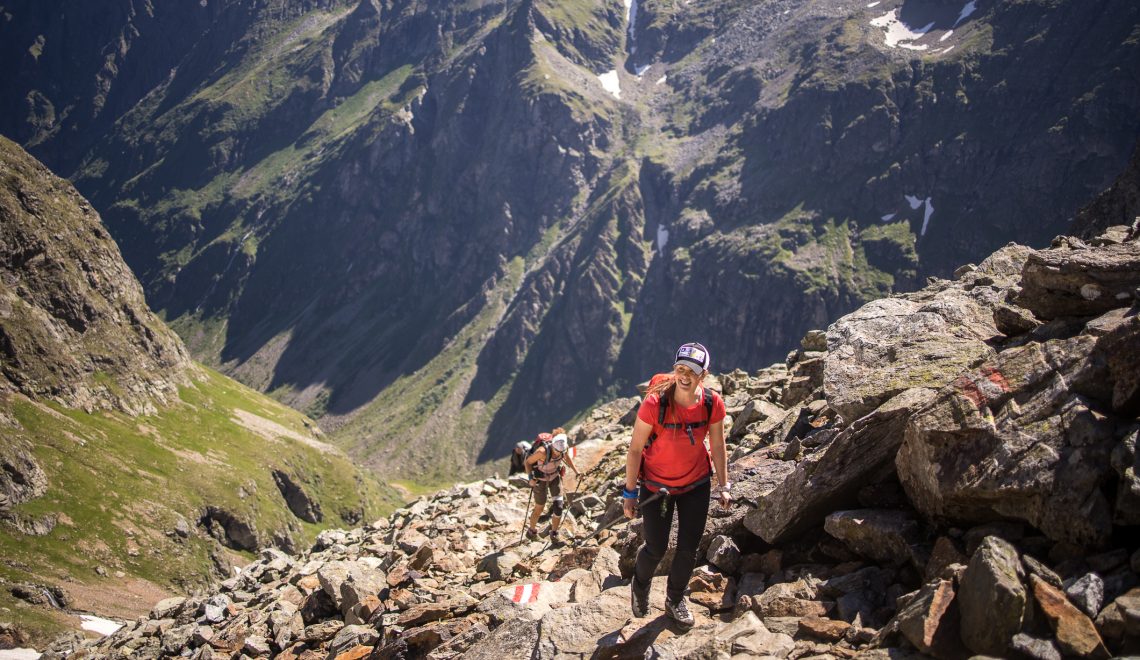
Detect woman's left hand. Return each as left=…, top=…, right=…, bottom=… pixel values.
left=717, top=490, right=731, bottom=509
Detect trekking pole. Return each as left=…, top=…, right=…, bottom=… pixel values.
left=520, top=483, right=534, bottom=543
left=573, top=487, right=669, bottom=547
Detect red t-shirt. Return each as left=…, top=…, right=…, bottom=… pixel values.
left=637, top=387, right=726, bottom=489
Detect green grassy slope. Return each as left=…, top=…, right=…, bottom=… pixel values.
left=0, top=367, right=402, bottom=646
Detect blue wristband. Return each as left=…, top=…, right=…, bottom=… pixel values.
left=621, top=487, right=638, bottom=499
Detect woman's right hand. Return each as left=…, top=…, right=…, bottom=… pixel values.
left=622, top=497, right=637, bottom=519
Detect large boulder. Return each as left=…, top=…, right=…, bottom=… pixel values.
left=454, top=616, right=540, bottom=660
left=958, top=536, right=1027, bottom=656
left=745, top=388, right=936, bottom=544
left=1111, top=432, right=1140, bottom=524
left=475, top=580, right=573, bottom=623
left=532, top=587, right=636, bottom=658
left=317, top=560, right=386, bottom=620
left=823, top=284, right=1005, bottom=423
left=646, top=612, right=794, bottom=659
left=874, top=578, right=967, bottom=659
left=824, top=509, right=921, bottom=566
left=1016, top=239, right=1140, bottom=320
left=1030, top=574, right=1111, bottom=659
left=897, top=335, right=1119, bottom=548
left=1096, top=313, right=1140, bottom=415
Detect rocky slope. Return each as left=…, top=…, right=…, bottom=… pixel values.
left=52, top=225, right=1140, bottom=659
left=3, top=0, right=1139, bottom=480
left=0, top=138, right=400, bottom=645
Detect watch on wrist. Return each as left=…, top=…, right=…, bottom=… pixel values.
left=719, top=481, right=732, bottom=494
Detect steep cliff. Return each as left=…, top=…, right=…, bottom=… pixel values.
left=3, top=0, right=1138, bottom=479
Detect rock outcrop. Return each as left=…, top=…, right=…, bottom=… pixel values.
left=0, top=136, right=193, bottom=415
left=60, top=227, right=1140, bottom=659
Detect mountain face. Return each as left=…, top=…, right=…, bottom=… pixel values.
left=1, top=134, right=192, bottom=415
left=2, top=0, right=1139, bottom=480
left=0, top=138, right=399, bottom=644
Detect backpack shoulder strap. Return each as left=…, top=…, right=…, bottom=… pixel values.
left=703, top=387, right=714, bottom=422
left=657, top=384, right=672, bottom=426
left=647, top=385, right=673, bottom=449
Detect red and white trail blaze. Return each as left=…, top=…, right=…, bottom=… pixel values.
left=512, top=583, right=542, bottom=604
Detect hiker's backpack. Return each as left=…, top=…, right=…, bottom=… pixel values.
left=645, top=373, right=715, bottom=448
left=527, top=432, right=566, bottom=478
left=527, top=433, right=553, bottom=459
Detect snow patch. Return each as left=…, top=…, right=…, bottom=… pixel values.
left=655, top=75, right=667, bottom=85
left=953, top=1, right=977, bottom=28
left=656, top=224, right=670, bottom=255
left=635, top=63, right=651, bottom=77
left=942, top=45, right=955, bottom=54
left=881, top=213, right=897, bottom=222
left=940, top=30, right=953, bottom=42
left=0, top=650, right=42, bottom=660
left=905, top=194, right=924, bottom=210
left=867, top=1, right=880, bottom=6
left=598, top=70, right=621, bottom=99
left=921, top=198, right=935, bottom=236
left=870, top=10, right=934, bottom=50
left=80, top=616, right=123, bottom=637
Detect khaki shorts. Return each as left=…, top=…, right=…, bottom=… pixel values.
left=532, top=476, right=563, bottom=506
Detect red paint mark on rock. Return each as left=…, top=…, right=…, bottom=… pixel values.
left=955, top=366, right=1010, bottom=410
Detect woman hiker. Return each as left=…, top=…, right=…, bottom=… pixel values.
left=524, top=428, right=580, bottom=543
left=622, top=342, right=731, bottom=628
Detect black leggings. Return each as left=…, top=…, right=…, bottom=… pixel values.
left=633, top=480, right=711, bottom=603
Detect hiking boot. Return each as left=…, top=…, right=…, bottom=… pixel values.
left=525, top=527, right=538, bottom=541
left=549, top=528, right=560, bottom=543
left=630, top=579, right=650, bottom=618
left=665, top=597, right=695, bottom=629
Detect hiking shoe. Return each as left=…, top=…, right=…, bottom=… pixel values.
left=525, top=527, right=538, bottom=541
left=630, top=580, right=650, bottom=618
left=549, top=528, right=560, bottom=543
left=666, top=597, right=695, bottom=629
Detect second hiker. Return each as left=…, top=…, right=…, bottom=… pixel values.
left=509, top=440, right=531, bottom=475
left=524, top=428, right=580, bottom=543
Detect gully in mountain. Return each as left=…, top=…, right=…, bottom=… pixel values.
left=524, top=428, right=579, bottom=543
left=624, top=342, right=731, bottom=629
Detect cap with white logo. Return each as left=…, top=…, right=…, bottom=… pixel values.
left=673, top=342, right=710, bottom=376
